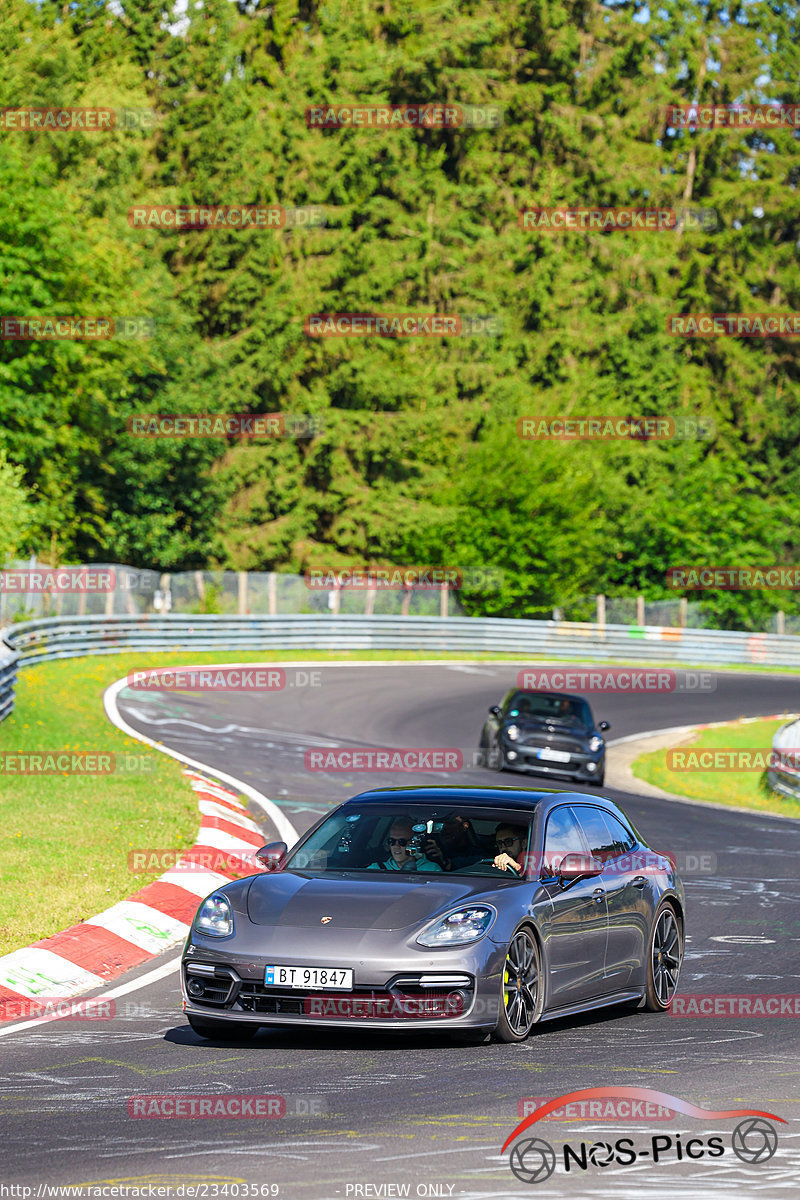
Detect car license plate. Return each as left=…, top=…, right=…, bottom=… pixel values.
left=537, top=747, right=571, bottom=763
left=265, top=965, right=353, bottom=990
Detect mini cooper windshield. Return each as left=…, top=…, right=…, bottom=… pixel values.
left=285, top=803, right=533, bottom=878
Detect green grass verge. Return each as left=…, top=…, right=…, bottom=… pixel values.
left=631, top=716, right=800, bottom=818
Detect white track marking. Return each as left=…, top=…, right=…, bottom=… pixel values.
left=104, top=673, right=298, bottom=844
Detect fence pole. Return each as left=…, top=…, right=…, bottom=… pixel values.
left=680, top=597, right=688, bottom=628
left=777, top=610, right=786, bottom=636
left=440, top=582, right=449, bottom=619
left=596, top=594, right=605, bottom=629
left=365, top=586, right=377, bottom=617
left=267, top=572, right=277, bottom=615
left=636, top=594, right=645, bottom=626
left=238, top=571, right=248, bottom=615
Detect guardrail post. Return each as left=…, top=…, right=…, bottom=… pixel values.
left=596, top=594, right=605, bottom=629
left=238, top=571, right=248, bottom=615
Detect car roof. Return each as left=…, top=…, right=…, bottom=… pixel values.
left=345, top=785, right=614, bottom=813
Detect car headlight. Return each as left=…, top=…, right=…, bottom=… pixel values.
left=589, top=735, right=603, bottom=752
left=417, top=906, right=496, bottom=947
left=194, top=893, right=234, bottom=937
left=506, top=724, right=520, bottom=741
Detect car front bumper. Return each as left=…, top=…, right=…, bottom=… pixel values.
left=181, top=933, right=509, bottom=1031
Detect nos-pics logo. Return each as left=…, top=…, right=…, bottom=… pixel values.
left=503, top=1087, right=782, bottom=1184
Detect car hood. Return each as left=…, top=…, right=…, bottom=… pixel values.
left=246, top=871, right=508, bottom=931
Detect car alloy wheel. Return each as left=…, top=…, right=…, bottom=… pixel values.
left=494, top=927, right=542, bottom=1042
left=644, top=903, right=683, bottom=1010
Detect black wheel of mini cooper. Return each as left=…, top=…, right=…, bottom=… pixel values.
left=493, top=927, right=543, bottom=1042
left=187, top=1014, right=260, bottom=1040
left=644, top=903, right=683, bottom=1011
left=488, top=738, right=505, bottom=772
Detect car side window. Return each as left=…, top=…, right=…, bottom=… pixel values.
left=573, top=806, right=620, bottom=864
left=542, top=806, right=586, bottom=876
left=599, top=811, right=636, bottom=857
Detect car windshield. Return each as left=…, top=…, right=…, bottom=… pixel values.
left=507, top=693, right=591, bottom=726
left=284, top=803, right=534, bottom=878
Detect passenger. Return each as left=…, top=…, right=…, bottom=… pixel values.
left=493, top=823, right=527, bottom=874
left=423, top=814, right=479, bottom=871
left=368, top=817, right=443, bottom=872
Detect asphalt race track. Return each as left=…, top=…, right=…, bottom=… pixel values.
left=3, top=661, right=800, bottom=1198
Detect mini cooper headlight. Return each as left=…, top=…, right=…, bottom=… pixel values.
left=417, top=906, right=496, bottom=947
left=506, top=724, right=520, bottom=741
left=589, top=735, right=603, bottom=752
left=194, top=893, right=234, bottom=937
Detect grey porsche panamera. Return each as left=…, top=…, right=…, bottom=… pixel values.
left=181, top=786, right=685, bottom=1042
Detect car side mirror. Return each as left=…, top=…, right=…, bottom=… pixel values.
left=598, top=721, right=610, bottom=732
left=255, top=841, right=288, bottom=872
left=558, top=852, right=603, bottom=882
left=489, top=705, right=502, bottom=717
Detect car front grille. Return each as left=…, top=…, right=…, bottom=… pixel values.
left=185, top=965, right=475, bottom=1019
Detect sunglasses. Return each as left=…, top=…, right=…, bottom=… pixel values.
left=388, top=837, right=410, bottom=847
left=495, top=836, right=520, bottom=849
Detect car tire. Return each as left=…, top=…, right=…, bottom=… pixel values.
left=488, top=738, right=505, bottom=772
left=492, top=927, right=544, bottom=1043
left=187, top=1014, right=260, bottom=1040
left=643, top=902, right=683, bottom=1011
left=595, top=769, right=605, bottom=787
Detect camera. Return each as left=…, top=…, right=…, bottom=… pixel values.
left=406, top=822, right=430, bottom=859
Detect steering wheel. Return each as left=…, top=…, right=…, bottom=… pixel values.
left=473, top=857, right=522, bottom=875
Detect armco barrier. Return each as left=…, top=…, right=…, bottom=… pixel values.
left=0, top=638, right=19, bottom=724
left=3, top=611, right=800, bottom=672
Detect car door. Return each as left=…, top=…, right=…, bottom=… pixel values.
left=572, top=806, right=649, bottom=990
left=536, top=805, right=609, bottom=1009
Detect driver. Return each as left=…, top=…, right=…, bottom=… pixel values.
left=493, top=823, right=527, bottom=874
left=368, top=817, right=443, bottom=872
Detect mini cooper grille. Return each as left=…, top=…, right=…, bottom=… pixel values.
left=518, top=732, right=584, bottom=753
